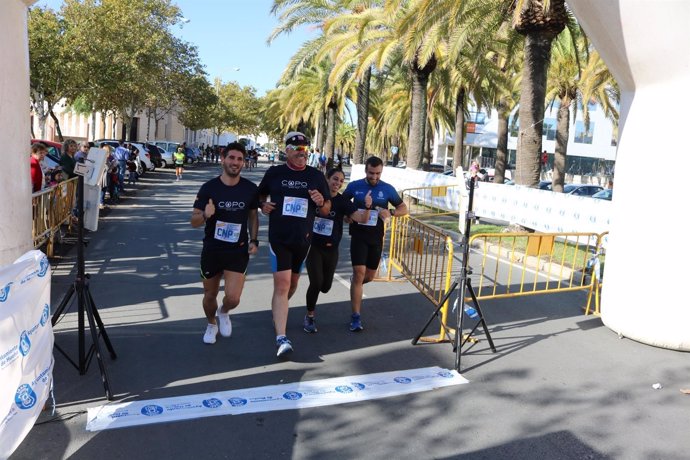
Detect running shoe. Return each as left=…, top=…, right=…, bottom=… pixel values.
left=203, top=323, right=218, bottom=344
left=217, top=308, right=232, bottom=337
left=349, top=313, right=364, bottom=332
left=276, top=336, right=293, bottom=357
left=303, top=315, right=317, bottom=333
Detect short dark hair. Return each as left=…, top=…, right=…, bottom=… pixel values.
left=223, top=142, right=246, bottom=157
left=31, top=142, right=47, bottom=154
left=365, top=156, right=383, bottom=169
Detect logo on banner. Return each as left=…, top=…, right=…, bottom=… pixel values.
left=228, top=398, right=247, bottom=407
left=351, top=382, right=365, bottom=390
left=19, top=331, right=31, bottom=356
left=438, top=371, right=454, bottom=378
left=15, top=384, right=37, bottom=409
left=0, top=282, right=13, bottom=302
left=40, top=304, right=50, bottom=326
left=335, top=386, right=353, bottom=394
left=394, top=377, right=412, bottom=384
left=202, top=398, right=223, bottom=409
left=282, top=391, right=302, bottom=400
left=141, top=405, right=164, bottom=416
left=38, top=256, right=49, bottom=277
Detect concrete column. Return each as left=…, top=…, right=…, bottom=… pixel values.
left=0, top=0, right=37, bottom=266
left=568, top=0, right=690, bottom=350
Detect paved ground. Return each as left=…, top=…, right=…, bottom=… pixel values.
left=10, top=160, right=689, bottom=459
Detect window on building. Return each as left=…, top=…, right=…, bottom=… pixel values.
left=509, top=119, right=519, bottom=137
left=468, top=111, right=487, bottom=124
left=543, top=118, right=556, bottom=141
left=574, top=121, right=594, bottom=144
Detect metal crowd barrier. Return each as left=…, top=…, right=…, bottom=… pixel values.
left=467, top=231, right=606, bottom=315
left=386, top=215, right=455, bottom=342
left=32, top=177, right=77, bottom=256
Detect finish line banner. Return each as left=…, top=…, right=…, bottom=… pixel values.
left=87, top=367, right=468, bottom=431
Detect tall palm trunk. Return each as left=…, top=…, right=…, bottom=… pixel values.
left=453, top=87, right=466, bottom=171
left=316, top=111, right=326, bottom=153
left=516, top=32, right=552, bottom=186
left=408, top=54, right=436, bottom=170
left=494, top=105, right=510, bottom=184
left=354, top=66, right=371, bottom=165
left=552, top=98, right=570, bottom=192
left=423, top=119, right=432, bottom=169
left=324, top=97, right=337, bottom=167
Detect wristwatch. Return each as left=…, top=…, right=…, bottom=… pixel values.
left=250, top=239, right=259, bottom=246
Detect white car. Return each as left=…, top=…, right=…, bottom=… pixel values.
left=128, top=142, right=154, bottom=173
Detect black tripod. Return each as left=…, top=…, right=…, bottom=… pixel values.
left=51, top=174, right=117, bottom=400
left=412, top=174, right=496, bottom=372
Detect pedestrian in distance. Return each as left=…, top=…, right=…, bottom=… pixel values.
left=342, top=156, right=408, bottom=332
left=257, top=131, right=331, bottom=358
left=174, top=146, right=185, bottom=181
left=303, top=168, right=372, bottom=333
left=191, top=142, right=260, bottom=345
left=113, top=141, right=130, bottom=192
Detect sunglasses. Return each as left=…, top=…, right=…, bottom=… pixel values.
left=286, top=145, right=309, bottom=152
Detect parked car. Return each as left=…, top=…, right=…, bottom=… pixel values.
left=94, top=139, right=153, bottom=174
left=539, top=180, right=553, bottom=190
left=278, top=151, right=287, bottom=162
left=185, top=147, right=201, bottom=164
left=592, top=188, right=613, bottom=200
left=142, top=143, right=164, bottom=168
left=563, top=184, right=604, bottom=196
left=151, top=140, right=180, bottom=168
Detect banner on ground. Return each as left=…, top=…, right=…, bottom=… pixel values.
left=87, top=367, right=468, bottom=431
left=0, top=250, right=54, bottom=460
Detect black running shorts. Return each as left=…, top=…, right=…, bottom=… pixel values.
left=350, top=237, right=382, bottom=270
left=200, top=250, right=248, bottom=279
left=269, top=242, right=310, bottom=273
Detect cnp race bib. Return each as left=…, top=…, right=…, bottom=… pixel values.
left=282, top=197, right=309, bottom=218
left=214, top=221, right=241, bottom=243
left=358, top=209, right=379, bottom=226
left=313, top=217, right=334, bottom=236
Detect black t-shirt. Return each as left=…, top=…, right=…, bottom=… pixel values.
left=311, top=193, right=357, bottom=248
left=257, top=164, right=330, bottom=246
left=193, top=176, right=259, bottom=252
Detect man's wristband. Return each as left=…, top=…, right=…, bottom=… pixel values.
left=250, top=239, right=259, bottom=246
left=390, top=208, right=395, bottom=216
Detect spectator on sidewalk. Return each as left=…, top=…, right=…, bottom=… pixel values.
left=60, top=139, right=78, bottom=179
left=30, top=142, right=48, bottom=193
left=113, top=141, right=130, bottom=193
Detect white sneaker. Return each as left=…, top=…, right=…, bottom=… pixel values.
left=217, top=309, right=232, bottom=337
left=203, top=323, right=218, bottom=344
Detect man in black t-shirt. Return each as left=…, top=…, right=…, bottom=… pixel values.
left=191, top=142, right=259, bottom=345
left=258, top=132, right=331, bottom=358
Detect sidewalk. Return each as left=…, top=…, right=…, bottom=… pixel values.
left=11, top=160, right=689, bottom=459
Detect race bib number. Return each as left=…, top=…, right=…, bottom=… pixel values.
left=214, top=221, right=241, bottom=243
left=313, top=217, right=334, bottom=236
left=358, top=209, right=379, bottom=226
left=282, top=197, right=309, bottom=218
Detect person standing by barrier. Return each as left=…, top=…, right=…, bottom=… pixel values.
left=303, top=169, right=372, bottom=333
left=30, top=143, right=48, bottom=192
left=258, top=132, right=331, bottom=357
left=342, top=156, right=408, bottom=331
left=60, top=139, right=78, bottom=179
left=191, top=142, right=260, bottom=344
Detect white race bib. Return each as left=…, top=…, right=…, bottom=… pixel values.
left=282, top=196, right=309, bottom=218
left=214, top=221, right=241, bottom=243
left=358, top=209, right=379, bottom=226
left=313, top=217, right=334, bottom=236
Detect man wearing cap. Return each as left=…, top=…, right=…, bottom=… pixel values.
left=191, top=142, right=260, bottom=345
left=258, top=132, right=331, bottom=358
left=342, top=155, right=408, bottom=332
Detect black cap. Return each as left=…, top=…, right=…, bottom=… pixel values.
left=284, top=131, right=310, bottom=146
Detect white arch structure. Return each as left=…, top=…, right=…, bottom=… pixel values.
left=2, top=1, right=688, bottom=350
left=568, top=0, right=690, bottom=350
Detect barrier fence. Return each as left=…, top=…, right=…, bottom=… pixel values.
left=400, top=185, right=461, bottom=219
left=32, top=177, right=77, bottom=256
left=382, top=212, right=606, bottom=342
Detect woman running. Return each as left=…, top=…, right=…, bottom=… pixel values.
left=303, top=168, right=372, bottom=333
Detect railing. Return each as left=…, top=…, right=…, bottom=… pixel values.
left=32, top=177, right=77, bottom=256
left=399, top=185, right=462, bottom=219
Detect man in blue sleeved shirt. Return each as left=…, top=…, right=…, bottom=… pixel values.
left=113, top=141, right=130, bottom=193
left=342, top=156, right=408, bottom=332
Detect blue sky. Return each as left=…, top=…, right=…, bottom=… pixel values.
left=34, top=0, right=316, bottom=96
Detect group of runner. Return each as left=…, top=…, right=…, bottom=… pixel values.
left=191, top=132, right=407, bottom=358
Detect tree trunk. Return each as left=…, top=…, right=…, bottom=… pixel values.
left=453, top=87, right=466, bottom=171
left=423, top=119, right=432, bottom=170
left=494, top=105, right=510, bottom=184
left=324, top=98, right=337, bottom=168
left=316, top=111, right=326, bottom=153
left=408, top=65, right=430, bottom=170
left=354, top=66, right=371, bottom=165
left=90, top=111, right=96, bottom=141
left=516, top=31, right=553, bottom=187
left=48, top=107, right=64, bottom=142
left=552, top=98, right=570, bottom=192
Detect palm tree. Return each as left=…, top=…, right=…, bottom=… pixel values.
left=512, top=0, right=568, bottom=187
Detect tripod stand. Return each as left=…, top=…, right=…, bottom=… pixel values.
left=412, top=174, right=496, bottom=372
left=51, top=174, right=117, bottom=400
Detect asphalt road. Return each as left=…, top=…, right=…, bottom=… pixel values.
left=11, top=159, right=689, bottom=460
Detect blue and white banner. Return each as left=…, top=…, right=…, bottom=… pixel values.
left=0, top=250, right=54, bottom=459
left=87, top=367, right=468, bottom=431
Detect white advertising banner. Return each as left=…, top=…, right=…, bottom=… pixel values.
left=86, top=367, right=468, bottom=431
left=0, top=250, right=54, bottom=460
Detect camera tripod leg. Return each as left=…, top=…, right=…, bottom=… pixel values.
left=411, top=280, right=458, bottom=345
left=466, top=281, right=496, bottom=352
left=87, top=288, right=117, bottom=360
left=83, top=285, right=114, bottom=400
